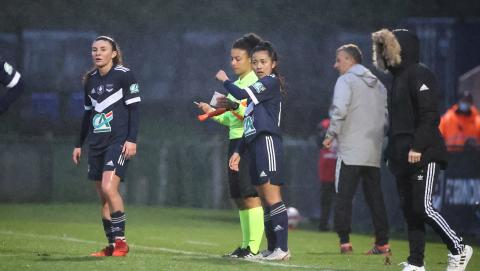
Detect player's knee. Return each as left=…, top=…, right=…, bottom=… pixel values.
left=233, top=199, right=246, bottom=209
left=101, top=183, right=115, bottom=197
left=244, top=197, right=262, bottom=209
left=263, top=195, right=282, bottom=206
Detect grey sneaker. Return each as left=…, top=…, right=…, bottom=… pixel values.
left=262, top=248, right=291, bottom=261
left=247, top=249, right=272, bottom=259
left=447, top=245, right=473, bottom=271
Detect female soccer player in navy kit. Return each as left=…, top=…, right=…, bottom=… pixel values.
left=216, top=41, right=290, bottom=261
left=72, top=36, right=141, bottom=257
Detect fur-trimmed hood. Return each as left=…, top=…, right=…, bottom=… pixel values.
left=371, top=29, right=419, bottom=72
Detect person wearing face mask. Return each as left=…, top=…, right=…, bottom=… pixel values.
left=439, top=91, right=480, bottom=151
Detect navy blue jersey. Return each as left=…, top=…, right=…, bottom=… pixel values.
left=83, top=65, right=141, bottom=150
left=0, top=60, right=21, bottom=88
left=223, top=74, right=282, bottom=143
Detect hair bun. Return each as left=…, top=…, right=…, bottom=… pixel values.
left=232, top=33, right=262, bottom=52
left=243, top=33, right=262, bottom=48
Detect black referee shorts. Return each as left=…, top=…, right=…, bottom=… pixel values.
left=228, top=138, right=258, bottom=199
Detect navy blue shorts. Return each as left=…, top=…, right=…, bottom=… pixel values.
left=88, top=142, right=129, bottom=181
left=247, top=133, right=284, bottom=186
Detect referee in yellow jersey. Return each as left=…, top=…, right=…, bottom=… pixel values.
left=198, top=33, right=264, bottom=258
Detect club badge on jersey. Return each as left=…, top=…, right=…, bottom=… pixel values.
left=252, top=81, right=266, bottom=93
left=93, top=111, right=113, bottom=133
left=129, top=83, right=139, bottom=94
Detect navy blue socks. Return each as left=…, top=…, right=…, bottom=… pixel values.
left=111, top=211, right=126, bottom=240
left=269, top=202, right=288, bottom=251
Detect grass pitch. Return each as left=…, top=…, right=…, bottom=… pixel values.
left=0, top=204, right=477, bottom=271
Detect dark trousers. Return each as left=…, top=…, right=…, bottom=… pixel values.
left=334, top=162, right=389, bottom=245
left=393, top=162, right=464, bottom=266
left=319, top=182, right=335, bottom=229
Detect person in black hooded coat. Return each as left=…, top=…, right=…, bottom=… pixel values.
left=371, top=29, right=473, bottom=271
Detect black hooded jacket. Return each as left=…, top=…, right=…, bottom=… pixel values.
left=374, top=29, right=448, bottom=173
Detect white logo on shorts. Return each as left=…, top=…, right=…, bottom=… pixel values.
left=273, top=225, right=284, bottom=232
left=419, top=84, right=429, bottom=91
left=106, top=161, right=114, bottom=166
left=260, top=171, right=267, bottom=177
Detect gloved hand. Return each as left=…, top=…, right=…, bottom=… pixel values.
left=216, top=97, right=239, bottom=110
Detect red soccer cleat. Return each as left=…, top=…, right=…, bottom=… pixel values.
left=364, top=244, right=392, bottom=256
left=90, top=245, right=114, bottom=257
left=340, top=242, right=353, bottom=254
left=112, top=239, right=129, bottom=257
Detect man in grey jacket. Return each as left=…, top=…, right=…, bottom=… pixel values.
left=323, top=44, right=390, bottom=255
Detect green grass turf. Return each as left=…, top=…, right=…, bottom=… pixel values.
left=0, top=204, right=477, bottom=271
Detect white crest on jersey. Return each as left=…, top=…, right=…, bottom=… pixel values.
left=97, top=85, right=104, bottom=95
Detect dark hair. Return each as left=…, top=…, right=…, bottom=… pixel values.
left=232, top=33, right=263, bottom=55
left=82, top=35, right=123, bottom=84
left=337, top=44, right=363, bottom=64
left=251, top=41, right=286, bottom=93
